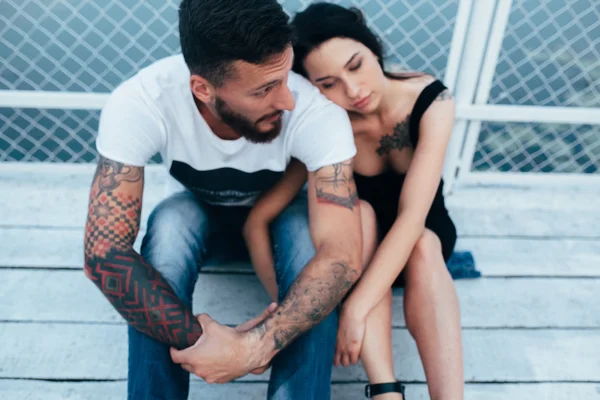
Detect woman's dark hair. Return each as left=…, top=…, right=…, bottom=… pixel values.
left=291, top=2, right=416, bottom=80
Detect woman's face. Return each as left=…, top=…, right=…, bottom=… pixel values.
left=303, top=37, right=386, bottom=114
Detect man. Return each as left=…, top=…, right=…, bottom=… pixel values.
left=83, top=0, right=362, bottom=399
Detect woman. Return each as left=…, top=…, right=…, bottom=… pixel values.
left=291, top=3, right=464, bottom=399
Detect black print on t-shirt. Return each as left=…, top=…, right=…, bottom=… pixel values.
left=170, top=161, right=283, bottom=206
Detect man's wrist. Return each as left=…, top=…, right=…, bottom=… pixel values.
left=248, top=324, right=276, bottom=368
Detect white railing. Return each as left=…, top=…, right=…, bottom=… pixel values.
left=442, top=0, right=599, bottom=191
left=1, top=0, right=598, bottom=192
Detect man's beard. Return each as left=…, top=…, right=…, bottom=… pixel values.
left=215, top=97, right=282, bottom=144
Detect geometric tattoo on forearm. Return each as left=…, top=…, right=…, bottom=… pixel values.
left=84, top=157, right=201, bottom=349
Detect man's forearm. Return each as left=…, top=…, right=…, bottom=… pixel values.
left=85, top=247, right=202, bottom=349
left=84, top=156, right=201, bottom=349
left=253, top=248, right=360, bottom=359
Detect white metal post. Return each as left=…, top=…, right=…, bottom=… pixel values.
left=442, top=0, right=499, bottom=194
left=455, top=0, right=513, bottom=189
left=0, top=90, right=108, bottom=110
left=443, top=0, right=473, bottom=93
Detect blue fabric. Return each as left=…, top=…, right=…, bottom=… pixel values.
left=446, top=250, right=481, bottom=280
left=128, top=190, right=336, bottom=400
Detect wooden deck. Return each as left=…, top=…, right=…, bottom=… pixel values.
left=1, top=164, right=599, bottom=400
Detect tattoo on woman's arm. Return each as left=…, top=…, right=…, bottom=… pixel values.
left=435, top=88, right=453, bottom=101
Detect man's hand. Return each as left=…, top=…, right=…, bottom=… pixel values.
left=170, top=304, right=277, bottom=383
left=334, top=304, right=367, bottom=367
left=234, top=302, right=278, bottom=333
left=235, top=303, right=277, bottom=375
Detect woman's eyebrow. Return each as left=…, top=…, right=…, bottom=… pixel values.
left=315, top=52, right=360, bottom=82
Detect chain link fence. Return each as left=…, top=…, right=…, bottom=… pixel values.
left=1, top=0, right=599, bottom=175
left=473, top=0, right=600, bottom=173
left=1, top=0, right=458, bottom=162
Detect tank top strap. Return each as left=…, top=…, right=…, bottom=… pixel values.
left=408, top=80, right=448, bottom=147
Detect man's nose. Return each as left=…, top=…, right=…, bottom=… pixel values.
left=273, top=86, right=295, bottom=111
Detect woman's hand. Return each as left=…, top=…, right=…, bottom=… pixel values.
left=334, top=303, right=367, bottom=367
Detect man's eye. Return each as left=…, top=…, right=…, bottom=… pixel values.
left=255, top=86, right=273, bottom=97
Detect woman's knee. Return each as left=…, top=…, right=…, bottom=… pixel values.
left=405, top=229, right=447, bottom=284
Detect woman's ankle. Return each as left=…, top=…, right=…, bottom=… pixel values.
left=372, top=393, right=403, bottom=400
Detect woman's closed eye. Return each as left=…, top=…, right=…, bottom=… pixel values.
left=322, top=81, right=336, bottom=89
left=349, top=59, right=362, bottom=72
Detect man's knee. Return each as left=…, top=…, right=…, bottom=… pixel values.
left=141, top=191, right=210, bottom=301
left=270, top=194, right=315, bottom=298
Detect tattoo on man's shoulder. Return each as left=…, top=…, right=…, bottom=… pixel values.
left=314, top=161, right=358, bottom=210
left=376, top=116, right=412, bottom=155
left=435, top=88, right=453, bottom=101
left=94, top=156, right=142, bottom=192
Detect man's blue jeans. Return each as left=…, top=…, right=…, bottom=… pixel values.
left=128, top=190, right=338, bottom=400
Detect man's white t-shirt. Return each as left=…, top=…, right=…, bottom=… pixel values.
left=96, top=55, right=356, bottom=206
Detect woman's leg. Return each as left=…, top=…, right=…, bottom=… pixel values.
left=356, top=201, right=403, bottom=399
left=403, top=229, right=463, bottom=400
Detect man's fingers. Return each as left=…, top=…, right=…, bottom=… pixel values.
left=235, top=302, right=278, bottom=332
left=170, top=346, right=187, bottom=365
left=250, top=365, right=267, bottom=375
left=197, top=313, right=216, bottom=331
left=180, top=363, right=194, bottom=374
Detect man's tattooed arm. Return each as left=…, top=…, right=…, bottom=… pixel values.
left=250, top=161, right=362, bottom=359
left=314, top=160, right=359, bottom=210
left=84, top=156, right=202, bottom=349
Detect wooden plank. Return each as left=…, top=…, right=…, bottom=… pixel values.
left=2, top=167, right=600, bottom=238
left=460, top=237, right=600, bottom=277
left=1, top=323, right=599, bottom=382
left=0, top=380, right=266, bottom=400
left=2, top=270, right=600, bottom=328
left=451, top=209, right=600, bottom=238
left=3, top=227, right=600, bottom=278
left=446, top=187, right=600, bottom=211
left=1, top=380, right=599, bottom=400
left=3, top=195, right=598, bottom=237
left=0, top=177, right=163, bottom=231
left=3, top=164, right=598, bottom=211
left=0, top=227, right=147, bottom=269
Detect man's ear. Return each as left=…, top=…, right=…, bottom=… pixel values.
left=190, top=74, right=215, bottom=103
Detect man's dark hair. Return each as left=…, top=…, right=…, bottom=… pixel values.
left=179, top=0, right=295, bottom=87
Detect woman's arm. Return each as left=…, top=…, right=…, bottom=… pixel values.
left=243, top=159, right=308, bottom=301
left=345, top=91, right=456, bottom=319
